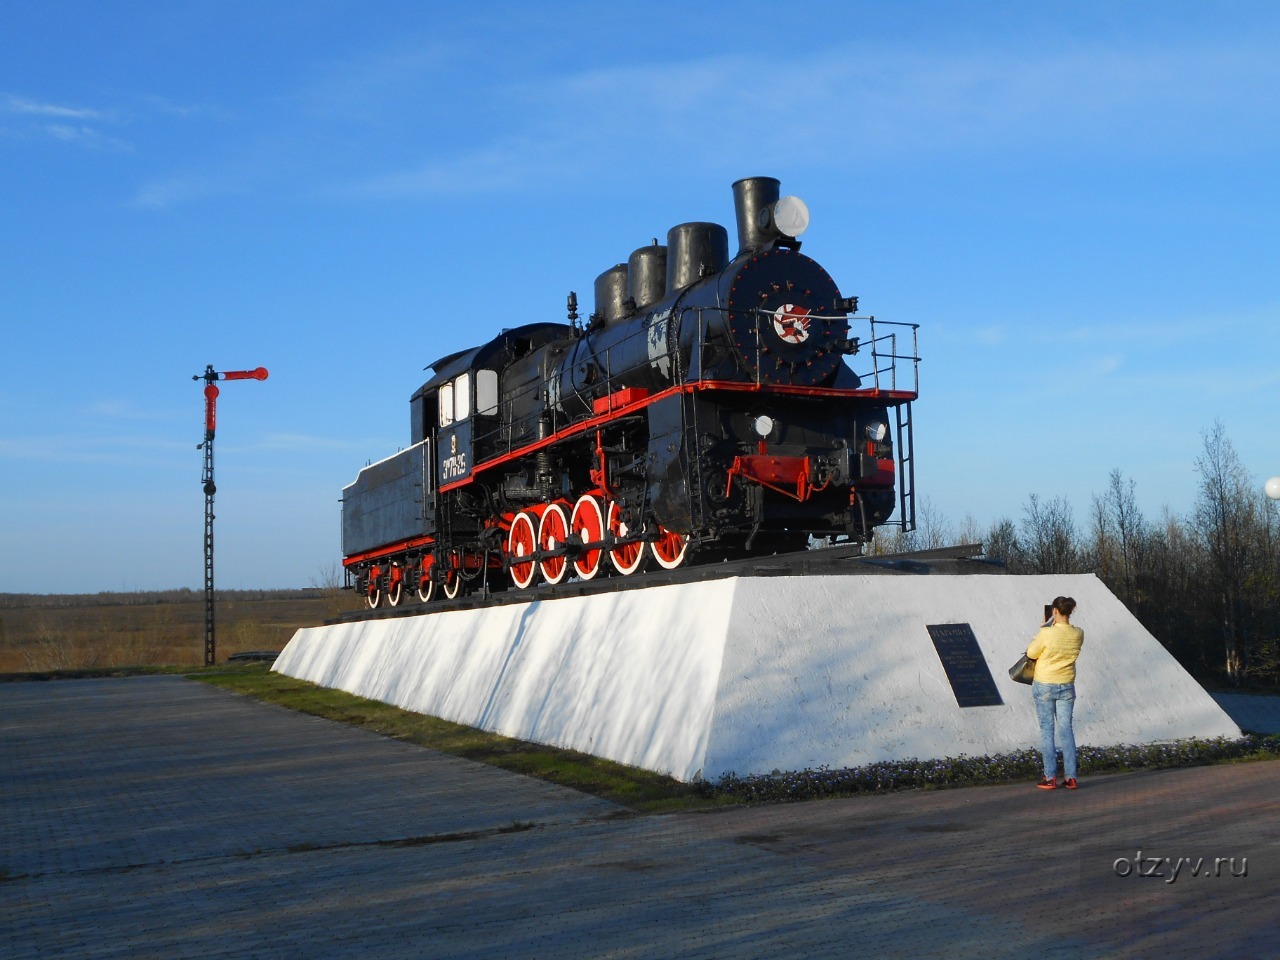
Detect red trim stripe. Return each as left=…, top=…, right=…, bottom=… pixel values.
left=342, top=534, right=436, bottom=567
left=440, top=379, right=915, bottom=493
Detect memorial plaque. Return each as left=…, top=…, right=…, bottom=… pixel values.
left=926, top=623, right=1004, bottom=707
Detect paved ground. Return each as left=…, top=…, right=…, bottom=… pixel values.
left=2, top=677, right=1277, bottom=959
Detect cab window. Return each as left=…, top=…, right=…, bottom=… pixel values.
left=438, top=383, right=454, bottom=427
left=454, top=373, right=471, bottom=420
left=476, top=370, right=498, bottom=416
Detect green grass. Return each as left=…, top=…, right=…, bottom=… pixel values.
left=191, top=664, right=719, bottom=814
left=193, top=665, right=1280, bottom=809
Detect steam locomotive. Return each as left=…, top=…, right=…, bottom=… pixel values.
left=342, top=177, right=918, bottom=607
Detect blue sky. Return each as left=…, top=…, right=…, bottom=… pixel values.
left=2, top=1, right=1278, bottom=593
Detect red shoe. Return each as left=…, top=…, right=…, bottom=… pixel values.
left=1037, top=777, right=1057, bottom=790
left=1064, top=778, right=1078, bottom=790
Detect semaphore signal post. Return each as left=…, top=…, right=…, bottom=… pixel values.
left=194, top=364, right=268, bottom=666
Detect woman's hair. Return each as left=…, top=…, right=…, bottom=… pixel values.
left=1053, top=596, right=1077, bottom=618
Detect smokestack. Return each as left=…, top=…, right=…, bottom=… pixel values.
left=731, top=176, right=781, bottom=256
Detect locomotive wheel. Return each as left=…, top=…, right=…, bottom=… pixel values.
left=538, top=503, right=571, bottom=585
left=386, top=565, right=404, bottom=607
left=607, top=500, right=648, bottom=576
left=650, top=525, right=690, bottom=570
left=365, top=580, right=382, bottom=609
left=570, top=494, right=605, bottom=580
left=443, top=567, right=464, bottom=600
left=416, top=558, right=434, bottom=603
left=508, top=511, right=539, bottom=589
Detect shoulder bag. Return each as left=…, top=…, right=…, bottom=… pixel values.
left=1009, top=654, right=1036, bottom=685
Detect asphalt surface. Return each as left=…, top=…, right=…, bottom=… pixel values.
left=2, top=676, right=1277, bottom=959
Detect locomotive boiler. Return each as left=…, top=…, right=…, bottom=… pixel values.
left=341, top=177, right=919, bottom=606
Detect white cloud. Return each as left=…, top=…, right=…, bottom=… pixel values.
left=291, top=44, right=450, bottom=122
left=352, top=139, right=594, bottom=198
left=2, top=92, right=133, bottom=151
left=2, top=94, right=109, bottom=121
left=1089, top=355, right=1124, bottom=377
left=138, top=95, right=232, bottom=121
left=349, top=35, right=1280, bottom=198
left=45, top=122, right=133, bottom=151
left=131, top=174, right=223, bottom=210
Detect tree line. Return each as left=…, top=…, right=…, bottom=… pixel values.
left=877, top=421, right=1279, bottom=687
left=0, top=587, right=329, bottom=609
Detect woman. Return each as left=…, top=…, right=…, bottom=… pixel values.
left=1027, top=596, right=1084, bottom=790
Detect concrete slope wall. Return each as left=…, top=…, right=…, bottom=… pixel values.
left=274, top=580, right=735, bottom=781
left=274, top=573, right=1240, bottom=782
left=702, top=573, right=1239, bottom=779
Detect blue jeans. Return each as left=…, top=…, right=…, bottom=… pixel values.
left=1032, top=681, right=1077, bottom=780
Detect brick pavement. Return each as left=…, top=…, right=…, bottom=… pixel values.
left=2, top=677, right=1276, bottom=959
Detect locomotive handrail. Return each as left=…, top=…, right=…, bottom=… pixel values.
left=864, top=319, right=920, bottom=396
left=468, top=308, right=920, bottom=465
left=718, top=306, right=920, bottom=396
left=459, top=304, right=920, bottom=521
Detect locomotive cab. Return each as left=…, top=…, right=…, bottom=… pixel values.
left=420, top=323, right=570, bottom=493
left=434, top=370, right=499, bottom=486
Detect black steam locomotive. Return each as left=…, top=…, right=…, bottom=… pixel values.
left=342, top=177, right=918, bottom=606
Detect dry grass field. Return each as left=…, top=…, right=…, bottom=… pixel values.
left=0, top=588, right=353, bottom=673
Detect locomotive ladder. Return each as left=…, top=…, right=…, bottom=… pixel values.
left=896, top=400, right=917, bottom=532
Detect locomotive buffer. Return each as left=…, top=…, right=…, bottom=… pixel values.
left=194, top=364, right=268, bottom=667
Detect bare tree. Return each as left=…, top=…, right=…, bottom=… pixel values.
left=869, top=524, right=909, bottom=555
left=955, top=513, right=983, bottom=548
left=914, top=497, right=953, bottom=551
left=1193, top=421, right=1257, bottom=684
left=1091, top=468, right=1145, bottom=606
left=1021, top=494, right=1081, bottom=574
left=309, top=561, right=344, bottom=595
left=984, top=517, right=1025, bottom=572
left=1131, top=508, right=1208, bottom=672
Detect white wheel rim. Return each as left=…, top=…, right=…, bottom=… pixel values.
left=444, top=569, right=463, bottom=599
left=387, top=579, right=402, bottom=606
left=508, top=512, right=538, bottom=589
left=417, top=578, right=434, bottom=603
left=539, top=503, right=570, bottom=585
left=650, top=527, right=689, bottom=570
left=571, top=494, right=604, bottom=580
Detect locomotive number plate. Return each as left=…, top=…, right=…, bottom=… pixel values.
left=442, top=453, right=468, bottom=478
left=441, top=452, right=468, bottom=480
left=438, top=423, right=473, bottom=484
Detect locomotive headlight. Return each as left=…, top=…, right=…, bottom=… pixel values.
left=753, top=415, right=775, bottom=438
left=865, top=421, right=888, bottom=442
left=772, top=195, right=810, bottom=239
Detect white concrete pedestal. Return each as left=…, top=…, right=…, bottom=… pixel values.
left=273, top=574, right=1240, bottom=782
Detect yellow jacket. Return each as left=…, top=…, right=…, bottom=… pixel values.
left=1027, top=622, right=1084, bottom=684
